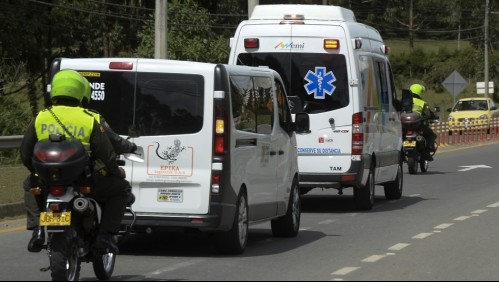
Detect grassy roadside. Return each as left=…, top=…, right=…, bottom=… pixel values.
left=0, top=166, right=29, bottom=205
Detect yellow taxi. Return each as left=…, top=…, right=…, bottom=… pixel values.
left=448, top=98, right=499, bottom=133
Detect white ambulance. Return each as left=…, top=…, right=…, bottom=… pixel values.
left=49, top=58, right=310, bottom=254
left=229, top=4, right=403, bottom=210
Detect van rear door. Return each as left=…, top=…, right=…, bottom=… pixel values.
left=130, top=61, right=213, bottom=215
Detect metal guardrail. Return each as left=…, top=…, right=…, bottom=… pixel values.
left=0, top=135, right=23, bottom=150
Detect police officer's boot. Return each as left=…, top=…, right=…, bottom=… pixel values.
left=28, top=227, right=45, bottom=253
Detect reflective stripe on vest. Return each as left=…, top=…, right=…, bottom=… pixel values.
left=413, top=97, right=426, bottom=115
left=35, top=106, right=95, bottom=146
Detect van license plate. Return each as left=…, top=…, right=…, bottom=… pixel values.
left=40, top=212, right=71, bottom=226
left=157, top=189, right=183, bottom=203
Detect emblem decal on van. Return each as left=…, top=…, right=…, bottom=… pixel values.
left=155, top=139, right=187, bottom=165
left=274, top=42, right=305, bottom=50
left=304, top=67, right=336, bottom=100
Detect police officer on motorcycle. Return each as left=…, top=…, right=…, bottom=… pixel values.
left=410, top=83, right=437, bottom=161
left=21, top=69, right=127, bottom=253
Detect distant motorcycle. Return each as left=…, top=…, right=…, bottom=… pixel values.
left=31, top=134, right=139, bottom=281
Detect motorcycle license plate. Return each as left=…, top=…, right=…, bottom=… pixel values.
left=403, top=141, right=417, bottom=148
left=40, top=212, right=71, bottom=227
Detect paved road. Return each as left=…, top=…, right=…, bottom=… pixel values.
left=1, top=143, right=499, bottom=281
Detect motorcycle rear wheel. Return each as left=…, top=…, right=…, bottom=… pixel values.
left=49, top=230, right=81, bottom=281
left=93, top=251, right=116, bottom=280
left=407, top=155, right=419, bottom=175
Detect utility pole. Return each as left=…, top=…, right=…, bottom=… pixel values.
left=484, top=0, right=489, bottom=98
left=155, top=0, right=168, bottom=59
left=248, top=0, right=259, bottom=18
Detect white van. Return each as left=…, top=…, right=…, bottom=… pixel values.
left=229, top=4, right=403, bottom=210
left=49, top=58, right=310, bottom=254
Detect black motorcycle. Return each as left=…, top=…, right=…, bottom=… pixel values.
left=31, top=134, right=137, bottom=281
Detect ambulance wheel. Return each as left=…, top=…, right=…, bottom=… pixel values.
left=384, top=161, right=403, bottom=200
left=354, top=167, right=375, bottom=210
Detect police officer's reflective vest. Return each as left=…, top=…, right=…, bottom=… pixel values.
left=412, top=97, right=426, bottom=116
left=34, top=106, right=95, bottom=146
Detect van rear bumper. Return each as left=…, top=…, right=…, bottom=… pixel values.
left=121, top=202, right=236, bottom=232
left=299, top=156, right=371, bottom=189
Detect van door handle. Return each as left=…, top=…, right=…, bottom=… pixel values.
left=236, top=138, right=257, bottom=148
left=270, top=151, right=277, bottom=156
left=278, top=150, right=285, bottom=155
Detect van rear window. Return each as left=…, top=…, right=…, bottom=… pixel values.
left=86, top=72, right=204, bottom=136
left=237, top=53, right=349, bottom=114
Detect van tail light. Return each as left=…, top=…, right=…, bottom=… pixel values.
left=50, top=186, right=67, bottom=197
left=211, top=174, right=221, bottom=194
left=352, top=112, right=364, bottom=156
left=244, top=38, right=259, bottom=49
left=213, top=98, right=227, bottom=155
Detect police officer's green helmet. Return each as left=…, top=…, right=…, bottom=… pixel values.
left=50, top=69, right=85, bottom=102
left=410, top=84, right=426, bottom=99
left=82, top=76, right=92, bottom=105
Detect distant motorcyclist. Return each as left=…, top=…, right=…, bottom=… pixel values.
left=21, top=69, right=125, bottom=253
left=410, top=83, right=437, bottom=160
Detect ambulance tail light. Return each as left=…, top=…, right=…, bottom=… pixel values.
left=244, top=38, right=259, bottom=49
left=352, top=112, right=364, bottom=156
left=324, top=39, right=340, bottom=50
left=109, top=62, right=134, bottom=70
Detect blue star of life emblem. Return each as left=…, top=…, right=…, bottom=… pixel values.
left=304, top=67, right=337, bottom=100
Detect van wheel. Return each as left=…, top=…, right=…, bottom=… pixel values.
left=271, top=180, right=300, bottom=238
left=384, top=161, right=403, bottom=200
left=354, top=167, right=375, bottom=210
left=215, top=192, right=248, bottom=255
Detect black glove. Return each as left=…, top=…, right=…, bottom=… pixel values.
left=30, top=173, right=42, bottom=189
left=130, top=143, right=138, bottom=154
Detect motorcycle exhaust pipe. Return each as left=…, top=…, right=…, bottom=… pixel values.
left=72, top=197, right=95, bottom=216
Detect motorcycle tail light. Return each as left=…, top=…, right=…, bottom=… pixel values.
left=50, top=186, right=67, bottom=197
left=49, top=203, right=61, bottom=211
left=79, top=186, right=92, bottom=194
left=407, top=130, right=414, bottom=135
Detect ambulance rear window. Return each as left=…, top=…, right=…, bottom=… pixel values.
left=237, top=53, right=349, bottom=114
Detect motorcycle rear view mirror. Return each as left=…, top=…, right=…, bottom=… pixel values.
left=125, top=146, right=145, bottom=163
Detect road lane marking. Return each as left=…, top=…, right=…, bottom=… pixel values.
left=362, top=255, right=386, bottom=263
left=434, top=223, right=454, bottom=230
left=487, top=202, right=499, bottom=208
left=409, top=194, right=421, bottom=197
left=412, top=233, right=433, bottom=240
left=331, top=267, right=360, bottom=276
left=0, top=226, right=24, bottom=234
left=319, top=219, right=337, bottom=225
left=454, top=215, right=472, bottom=221
left=388, top=243, right=411, bottom=251
left=125, top=260, right=204, bottom=281
left=471, top=210, right=487, bottom=215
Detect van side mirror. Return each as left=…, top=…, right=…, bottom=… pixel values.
left=393, top=99, right=402, bottom=112
left=294, top=113, right=311, bottom=134
left=401, top=89, right=413, bottom=112
left=288, top=96, right=304, bottom=114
